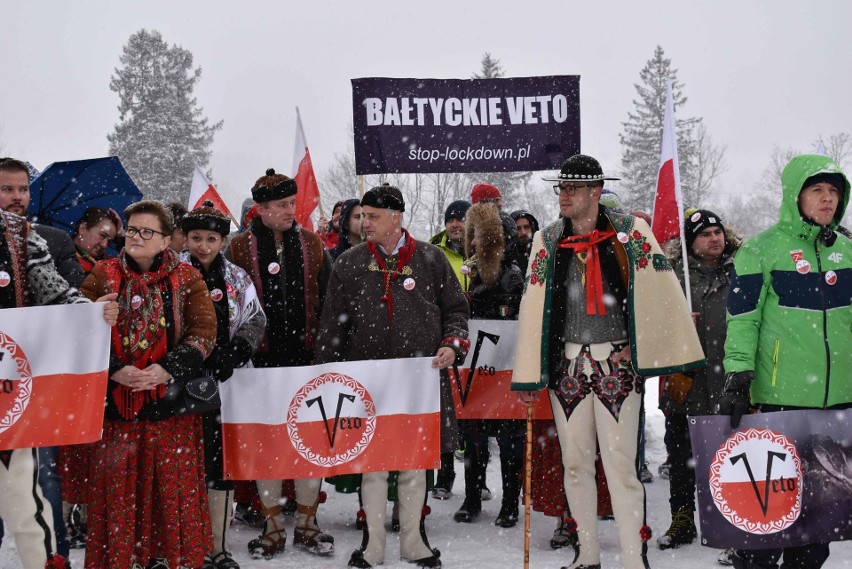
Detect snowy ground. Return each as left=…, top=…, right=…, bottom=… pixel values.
left=2, top=382, right=850, bottom=568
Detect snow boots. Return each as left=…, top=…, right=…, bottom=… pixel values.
left=657, top=509, right=697, bottom=550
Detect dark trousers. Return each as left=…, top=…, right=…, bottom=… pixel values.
left=38, top=446, right=68, bottom=558
left=733, top=543, right=830, bottom=569
left=459, top=419, right=523, bottom=504
left=667, top=413, right=696, bottom=513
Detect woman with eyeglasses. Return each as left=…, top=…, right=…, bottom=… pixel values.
left=79, top=200, right=217, bottom=569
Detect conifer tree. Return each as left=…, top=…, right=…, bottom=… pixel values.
left=108, top=29, right=222, bottom=203
left=620, top=46, right=725, bottom=212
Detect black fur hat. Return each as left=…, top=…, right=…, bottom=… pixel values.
left=361, top=184, right=405, bottom=212
left=251, top=168, right=298, bottom=203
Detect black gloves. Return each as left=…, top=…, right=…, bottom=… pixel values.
left=717, top=371, right=754, bottom=429
left=209, top=338, right=253, bottom=383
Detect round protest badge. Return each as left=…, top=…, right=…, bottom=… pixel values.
left=825, top=270, right=838, bottom=286
left=268, top=262, right=280, bottom=275
left=709, top=428, right=802, bottom=535
left=796, top=260, right=811, bottom=275
left=690, top=212, right=702, bottom=223
left=287, top=372, right=377, bottom=467
left=460, top=265, right=471, bottom=275
left=403, top=277, right=416, bottom=291
left=0, top=332, right=33, bottom=436
left=617, top=232, right=629, bottom=244
left=131, top=295, right=143, bottom=310
left=210, top=288, right=224, bottom=302
left=0, top=271, right=10, bottom=287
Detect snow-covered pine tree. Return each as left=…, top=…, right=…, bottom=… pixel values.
left=107, top=29, right=222, bottom=204
left=619, top=45, right=724, bottom=213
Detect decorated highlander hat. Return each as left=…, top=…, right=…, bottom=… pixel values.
left=181, top=201, right=231, bottom=237
left=542, top=154, right=621, bottom=183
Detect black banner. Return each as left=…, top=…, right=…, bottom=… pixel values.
left=351, top=76, right=580, bottom=175
left=689, top=409, right=852, bottom=549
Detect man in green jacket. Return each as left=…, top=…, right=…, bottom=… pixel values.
left=429, top=200, right=471, bottom=292
left=721, top=153, right=852, bottom=569
left=428, top=199, right=471, bottom=500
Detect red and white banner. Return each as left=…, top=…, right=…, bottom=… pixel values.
left=188, top=165, right=233, bottom=218
left=0, top=303, right=110, bottom=449
left=450, top=319, right=552, bottom=420
left=292, top=107, right=321, bottom=232
left=651, top=79, right=685, bottom=245
left=219, top=357, right=440, bottom=480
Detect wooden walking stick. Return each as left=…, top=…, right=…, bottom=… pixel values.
left=524, top=400, right=533, bottom=569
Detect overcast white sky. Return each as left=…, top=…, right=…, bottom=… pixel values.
left=3, top=0, right=851, bottom=216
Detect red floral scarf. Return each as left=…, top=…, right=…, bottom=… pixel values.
left=76, top=248, right=97, bottom=274
left=366, top=229, right=417, bottom=321
left=109, top=249, right=179, bottom=419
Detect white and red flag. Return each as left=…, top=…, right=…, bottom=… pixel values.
left=292, top=107, right=322, bottom=232
left=651, top=79, right=686, bottom=245
left=188, top=165, right=233, bottom=217
left=450, top=320, right=551, bottom=420
left=0, top=303, right=110, bottom=449
left=219, top=357, right=440, bottom=480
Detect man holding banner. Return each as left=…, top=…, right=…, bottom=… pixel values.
left=227, top=168, right=334, bottom=559
left=316, top=184, right=469, bottom=569
left=720, top=154, right=852, bottom=568
left=512, top=154, right=704, bottom=569
left=0, top=204, right=118, bottom=569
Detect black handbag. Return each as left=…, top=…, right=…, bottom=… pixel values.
left=164, top=376, right=221, bottom=415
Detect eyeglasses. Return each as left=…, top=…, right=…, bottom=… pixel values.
left=125, top=226, right=167, bottom=240
left=553, top=183, right=598, bottom=196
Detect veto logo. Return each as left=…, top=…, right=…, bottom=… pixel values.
left=452, top=329, right=500, bottom=406
left=287, top=372, right=376, bottom=467
left=0, top=332, right=33, bottom=435
left=709, top=428, right=802, bottom=534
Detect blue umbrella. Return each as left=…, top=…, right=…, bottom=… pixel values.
left=28, top=156, right=143, bottom=235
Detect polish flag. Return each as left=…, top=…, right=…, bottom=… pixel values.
left=651, top=80, right=685, bottom=245
left=451, top=319, right=552, bottom=420
left=219, top=357, right=440, bottom=480
left=188, top=165, right=232, bottom=217
left=0, top=303, right=110, bottom=449
left=292, top=107, right=322, bottom=232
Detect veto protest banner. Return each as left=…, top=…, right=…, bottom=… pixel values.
left=352, top=76, right=580, bottom=174
left=220, top=357, right=440, bottom=480
left=0, top=303, right=110, bottom=449
left=690, top=409, right=852, bottom=549
left=450, top=319, right=552, bottom=420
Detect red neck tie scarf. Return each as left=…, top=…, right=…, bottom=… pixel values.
left=558, top=229, right=615, bottom=315
left=366, top=228, right=417, bottom=321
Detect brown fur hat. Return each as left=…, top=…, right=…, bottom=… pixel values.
left=465, top=203, right=504, bottom=286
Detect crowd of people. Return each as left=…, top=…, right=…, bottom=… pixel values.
left=0, top=151, right=849, bottom=569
